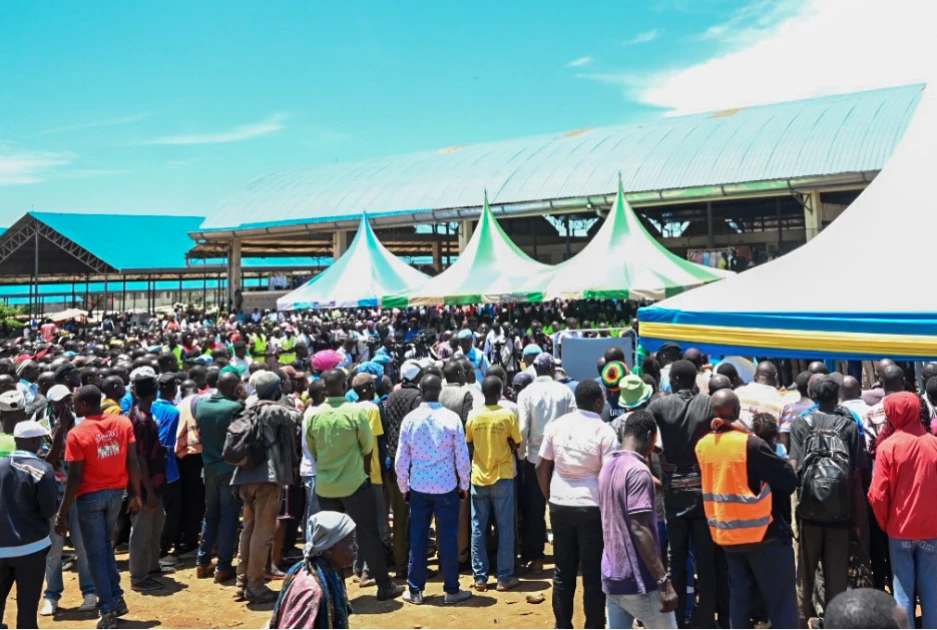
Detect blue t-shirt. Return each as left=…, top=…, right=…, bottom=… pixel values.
left=151, top=399, right=180, bottom=484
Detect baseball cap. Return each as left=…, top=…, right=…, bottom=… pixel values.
left=351, top=373, right=376, bottom=389
left=400, top=360, right=422, bottom=382
left=0, top=390, right=25, bottom=412
left=47, top=384, right=72, bottom=403
left=130, top=366, right=157, bottom=382
left=532, top=352, right=555, bottom=371
left=457, top=329, right=474, bottom=340
left=522, top=344, right=543, bottom=357
left=250, top=370, right=281, bottom=397
left=14, top=420, right=49, bottom=439
left=512, top=372, right=533, bottom=389
left=657, top=341, right=682, bottom=356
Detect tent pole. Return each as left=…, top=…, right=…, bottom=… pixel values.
left=122, top=276, right=126, bottom=313
left=103, top=274, right=109, bottom=317
left=202, top=275, right=207, bottom=308
left=706, top=201, right=714, bottom=249
left=565, top=216, right=571, bottom=260
left=33, top=230, right=39, bottom=320
left=777, top=197, right=783, bottom=251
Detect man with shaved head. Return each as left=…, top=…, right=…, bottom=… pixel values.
left=863, top=364, right=905, bottom=454
left=708, top=374, right=733, bottom=396
left=839, top=375, right=870, bottom=425
left=733, top=361, right=795, bottom=449
left=695, top=388, right=798, bottom=629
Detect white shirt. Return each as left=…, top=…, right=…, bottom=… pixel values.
left=538, top=410, right=618, bottom=507
left=517, top=375, right=578, bottom=463
left=300, top=406, right=319, bottom=477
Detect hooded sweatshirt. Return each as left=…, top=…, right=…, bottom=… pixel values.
left=868, top=392, right=937, bottom=540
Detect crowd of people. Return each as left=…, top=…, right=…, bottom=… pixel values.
left=0, top=302, right=922, bottom=630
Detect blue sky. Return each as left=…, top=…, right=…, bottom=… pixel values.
left=0, top=0, right=930, bottom=226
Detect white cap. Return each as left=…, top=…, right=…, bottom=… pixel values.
left=14, top=420, right=50, bottom=439
left=47, top=384, right=72, bottom=403
left=130, top=366, right=157, bottom=382
left=0, top=390, right=25, bottom=412
left=400, top=360, right=422, bottom=382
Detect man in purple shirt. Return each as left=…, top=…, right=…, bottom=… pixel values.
left=395, top=374, right=472, bottom=606
left=599, top=410, right=678, bottom=629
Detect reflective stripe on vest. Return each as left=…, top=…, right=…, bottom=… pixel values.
left=696, top=429, right=773, bottom=546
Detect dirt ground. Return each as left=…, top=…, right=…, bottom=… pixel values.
left=15, top=542, right=582, bottom=629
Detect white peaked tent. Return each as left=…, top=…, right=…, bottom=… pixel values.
left=383, top=193, right=553, bottom=307
left=538, top=175, right=728, bottom=301
left=277, top=214, right=429, bottom=310
left=639, top=84, right=936, bottom=360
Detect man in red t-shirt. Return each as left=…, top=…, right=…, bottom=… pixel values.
left=55, top=385, right=143, bottom=628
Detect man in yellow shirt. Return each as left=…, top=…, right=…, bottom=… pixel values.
left=352, top=372, right=386, bottom=588
left=465, top=376, right=521, bottom=593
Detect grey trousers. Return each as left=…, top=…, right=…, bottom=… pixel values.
left=129, top=504, right=166, bottom=584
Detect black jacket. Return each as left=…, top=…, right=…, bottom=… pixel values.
left=0, top=452, right=57, bottom=555
left=384, top=383, right=421, bottom=458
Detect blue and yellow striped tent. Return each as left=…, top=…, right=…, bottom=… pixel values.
left=639, top=85, right=937, bottom=361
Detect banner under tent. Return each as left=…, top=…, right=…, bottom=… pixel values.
left=639, top=84, right=936, bottom=361
left=277, top=214, right=429, bottom=310
left=383, top=193, right=553, bottom=307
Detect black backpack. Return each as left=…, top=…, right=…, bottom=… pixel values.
left=223, top=401, right=271, bottom=469
left=797, top=412, right=852, bottom=524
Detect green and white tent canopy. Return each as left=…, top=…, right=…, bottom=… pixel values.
left=383, top=194, right=552, bottom=307
left=537, top=178, right=729, bottom=302
left=277, top=214, right=429, bottom=310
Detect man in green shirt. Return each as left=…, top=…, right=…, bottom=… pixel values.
left=194, top=371, right=244, bottom=583
left=0, top=390, right=26, bottom=458
left=306, top=370, right=403, bottom=601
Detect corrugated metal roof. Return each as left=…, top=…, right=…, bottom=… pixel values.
left=30, top=212, right=205, bottom=271
left=201, top=84, right=924, bottom=231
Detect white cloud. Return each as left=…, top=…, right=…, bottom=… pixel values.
left=624, top=29, right=660, bottom=45
left=564, top=56, right=593, bottom=68
left=0, top=147, right=73, bottom=186
left=145, top=113, right=287, bottom=146
left=634, top=0, right=937, bottom=115
left=39, top=112, right=149, bottom=135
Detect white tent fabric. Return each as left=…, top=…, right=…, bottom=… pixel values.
left=277, top=215, right=428, bottom=310
left=639, top=84, right=937, bottom=360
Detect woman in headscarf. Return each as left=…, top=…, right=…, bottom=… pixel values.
left=270, top=512, right=358, bottom=629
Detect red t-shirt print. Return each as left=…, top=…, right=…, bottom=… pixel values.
left=65, top=413, right=136, bottom=497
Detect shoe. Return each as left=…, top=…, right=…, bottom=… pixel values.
left=472, top=580, right=488, bottom=592
left=496, top=577, right=520, bottom=592
left=377, top=584, right=405, bottom=601
left=159, top=555, right=179, bottom=566
left=426, top=568, right=438, bottom=579
left=97, top=611, right=118, bottom=629
left=131, top=577, right=164, bottom=592
left=115, top=597, right=129, bottom=617
left=359, top=574, right=377, bottom=588
left=402, top=589, right=424, bottom=605
left=245, top=586, right=278, bottom=604
left=79, top=593, right=98, bottom=613
left=265, top=566, right=287, bottom=581
left=528, top=559, right=544, bottom=573
left=394, top=570, right=408, bottom=581
left=40, top=598, right=57, bottom=616
left=150, top=565, right=176, bottom=575
left=444, top=589, right=472, bottom=604
left=196, top=563, right=216, bottom=579
left=214, top=569, right=236, bottom=584
left=235, top=586, right=245, bottom=600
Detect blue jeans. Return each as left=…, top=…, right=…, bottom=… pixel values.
left=76, top=489, right=124, bottom=614
left=889, top=537, right=937, bottom=629
left=302, top=475, right=320, bottom=543
left=408, top=488, right=460, bottom=594
left=197, top=469, right=239, bottom=571
left=607, top=592, right=678, bottom=629
left=724, top=539, right=797, bottom=630
left=470, top=479, right=514, bottom=583
left=45, top=500, right=95, bottom=601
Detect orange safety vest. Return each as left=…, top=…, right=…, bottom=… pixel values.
left=695, top=429, right=773, bottom=547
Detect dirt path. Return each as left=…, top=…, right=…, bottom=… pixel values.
left=16, top=543, right=584, bottom=629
